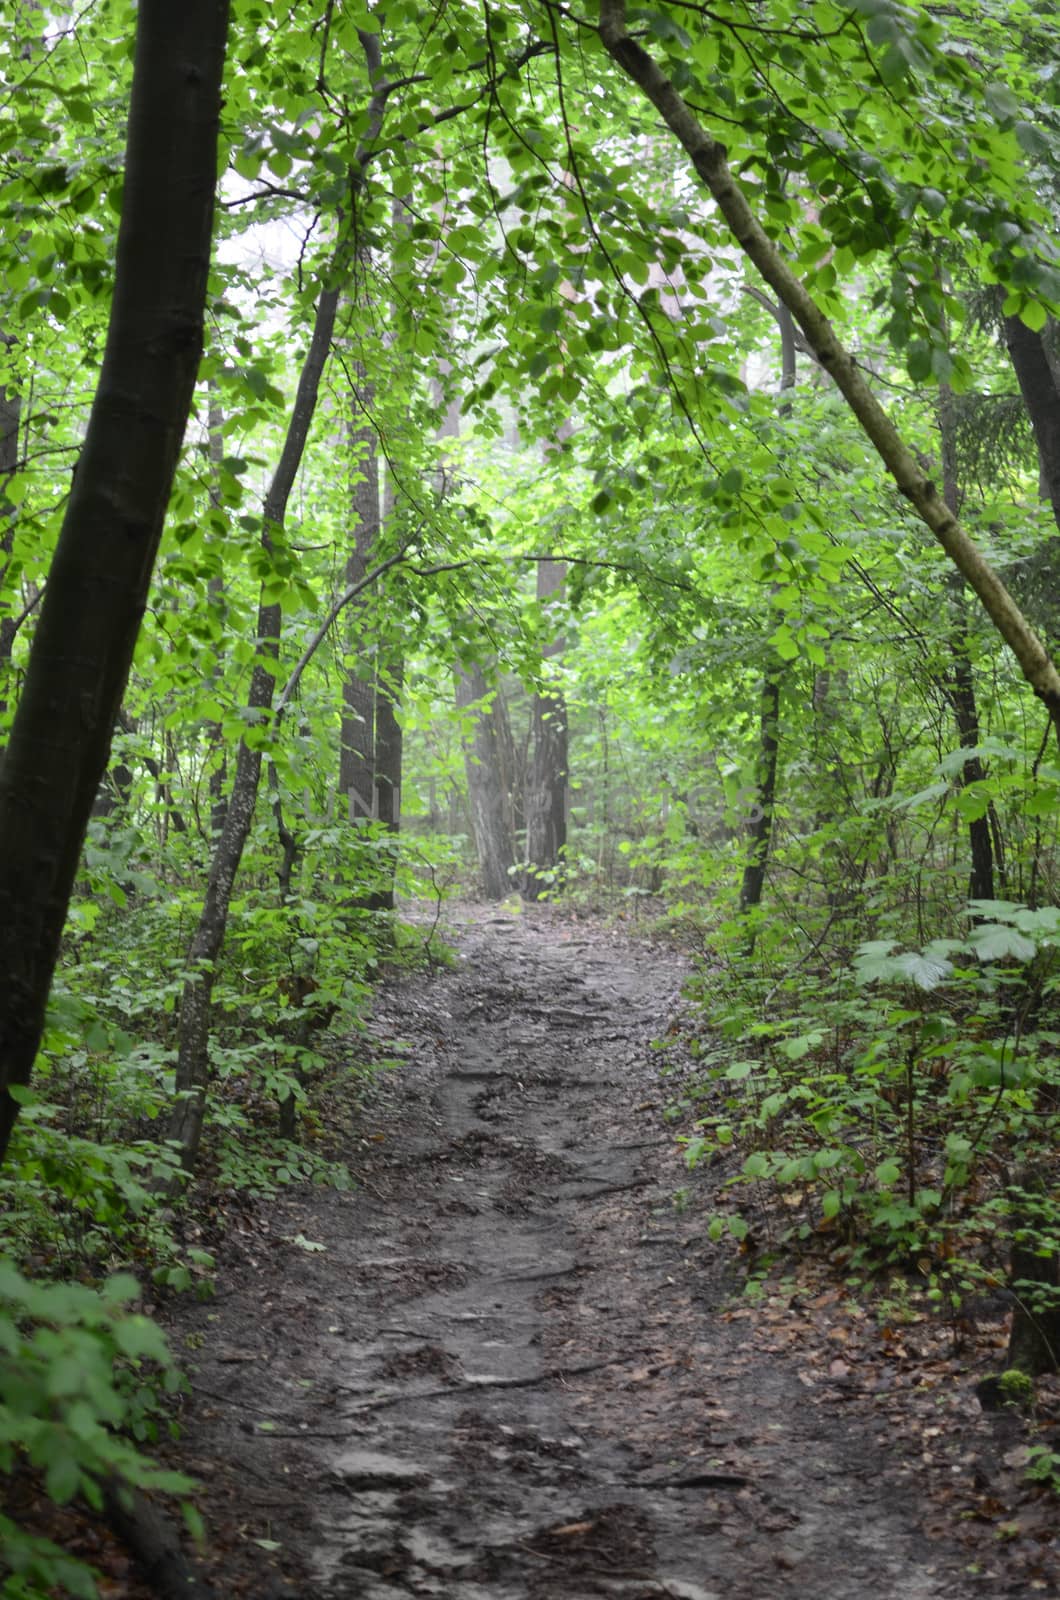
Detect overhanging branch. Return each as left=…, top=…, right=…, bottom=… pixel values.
left=597, top=0, right=1060, bottom=730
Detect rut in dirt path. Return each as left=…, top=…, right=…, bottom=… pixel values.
left=176, top=907, right=985, bottom=1600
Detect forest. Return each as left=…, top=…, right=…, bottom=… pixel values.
left=2, top=0, right=1060, bottom=1593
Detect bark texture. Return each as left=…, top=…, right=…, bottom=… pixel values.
left=0, top=1, right=229, bottom=1165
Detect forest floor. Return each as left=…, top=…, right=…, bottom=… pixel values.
left=41, top=901, right=1060, bottom=1597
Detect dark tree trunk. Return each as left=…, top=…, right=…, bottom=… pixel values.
left=738, top=672, right=780, bottom=921
left=1004, top=316, right=1060, bottom=536
left=0, top=1, right=229, bottom=1167
left=939, top=379, right=994, bottom=903
left=456, top=663, right=516, bottom=900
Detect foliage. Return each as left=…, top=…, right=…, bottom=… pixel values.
left=0, top=1260, right=194, bottom=1600
left=4, top=0, right=1060, bottom=1576
left=674, top=894, right=1060, bottom=1321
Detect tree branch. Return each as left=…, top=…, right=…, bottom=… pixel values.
left=597, top=0, right=1060, bottom=731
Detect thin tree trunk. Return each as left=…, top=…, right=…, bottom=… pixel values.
left=738, top=302, right=794, bottom=928
left=456, top=664, right=517, bottom=900
left=525, top=557, right=568, bottom=899
left=374, top=468, right=403, bottom=844
left=166, top=286, right=340, bottom=1172
left=375, top=663, right=402, bottom=831
left=340, top=368, right=380, bottom=826
left=0, top=0, right=229, bottom=1167
left=1004, top=316, right=1060, bottom=535
left=0, top=349, right=20, bottom=680
left=938, top=379, right=994, bottom=903
left=167, top=36, right=389, bottom=1175
left=431, top=334, right=515, bottom=896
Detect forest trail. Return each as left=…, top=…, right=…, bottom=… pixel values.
left=167, top=906, right=1024, bottom=1599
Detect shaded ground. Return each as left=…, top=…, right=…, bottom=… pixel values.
left=160, top=903, right=1058, bottom=1598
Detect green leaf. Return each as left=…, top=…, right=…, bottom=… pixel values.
left=984, top=82, right=1019, bottom=124
left=45, top=1452, right=83, bottom=1505
left=967, top=924, right=1037, bottom=963
left=1019, top=300, right=1048, bottom=333
left=896, top=952, right=953, bottom=990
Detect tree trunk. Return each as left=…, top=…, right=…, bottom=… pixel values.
left=1004, top=316, right=1060, bottom=536
left=598, top=0, right=1060, bottom=739
left=0, top=0, right=229, bottom=1167
left=375, top=662, right=402, bottom=831
left=524, top=556, right=568, bottom=900
left=206, top=387, right=228, bottom=837
left=167, top=36, right=389, bottom=1174
left=0, top=350, right=20, bottom=680
left=938, top=380, right=994, bottom=902
left=738, top=673, right=780, bottom=920
left=738, top=303, right=793, bottom=930
left=456, top=663, right=517, bottom=900
left=166, top=285, right=340, bottom=1173
left=373, top=468, right=403, bottom=843
left=340, top=369, right=380, bottom=827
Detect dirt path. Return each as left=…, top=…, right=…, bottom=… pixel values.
left=168, top=905, right=1023, bottom=1599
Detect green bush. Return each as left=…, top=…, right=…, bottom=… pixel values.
left=0, top=1259, right=195, bottom=1599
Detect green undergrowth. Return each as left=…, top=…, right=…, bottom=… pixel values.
left=671, top=899, right=1060, bottom=1338
left=1, top=820, right=457, bottom=1598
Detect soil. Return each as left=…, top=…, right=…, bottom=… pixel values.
left=155, top=902, right=1059, bottom=1599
